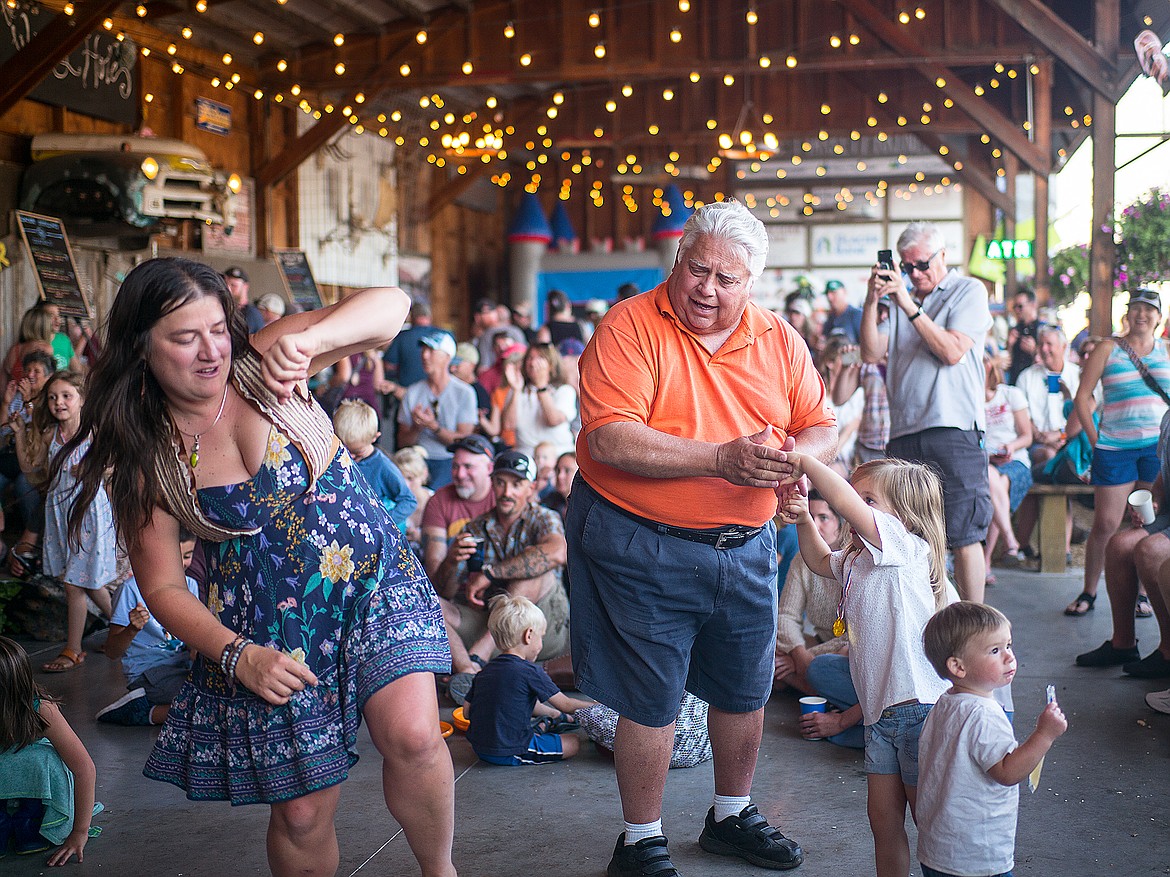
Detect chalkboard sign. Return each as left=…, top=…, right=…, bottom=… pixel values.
left=273, top=249, right=324, bottom=311
left=0, top=6, right=138, bottom=126
left=15, top=210, right=92, bottom=320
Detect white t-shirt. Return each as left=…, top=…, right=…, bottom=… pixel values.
left=1016, top=361, right=1082, bottom=435
left=512, top=384, right=577, bottom=457
left=831, top=509, right=950, bottom=725
left=917, top=691, right=1020, bottom=876
left=984, top=383, right=1030, bottom=465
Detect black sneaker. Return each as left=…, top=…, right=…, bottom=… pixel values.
left=1075, top=640, right=1140, bottom=668
left=607, top=833, right=681, bottom=877
left=1123, top=650, right=1170, bottom=678
left=96, top=688, right=153, bottom=725
left=698, top=805, right=803, bottom=870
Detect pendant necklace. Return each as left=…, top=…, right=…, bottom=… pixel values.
left=172, top=382, right=230, bottom=469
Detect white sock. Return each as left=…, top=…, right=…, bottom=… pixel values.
left=623, top=819, right=663, bottom=845
left=713, top=794, right=751, bottom=822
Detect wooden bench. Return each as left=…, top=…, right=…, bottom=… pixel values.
left=1027, top=483, right=1095, bottom=573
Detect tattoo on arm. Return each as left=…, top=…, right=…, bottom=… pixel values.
left=494, top=545, right=560, bottom=580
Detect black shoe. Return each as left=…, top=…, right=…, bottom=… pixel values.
left=1123, top=650, right=1170, bottom=678
left=698, top=805, right=803, bottom=870
left=1075, top=640, right=1139, bottom=667
left=607, top=834, right=681, bottom=877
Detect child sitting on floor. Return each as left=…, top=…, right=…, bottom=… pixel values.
left=96, top=529, right=200, bottom=726
left=917, top=602, right=1068, bottom=877
left=465, top=593, right=590, bottom=765
left=332, top=399, right=417, bottom=534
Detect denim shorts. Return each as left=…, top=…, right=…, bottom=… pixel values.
left=566, top=479, right=778, bottom=728
left=994, top=459, right=1033, bottom=514
left=476, top=732, right=564, bottom=766
left=863, top=701, right=933, bottom=785
left=1091, top=443, right=1160, bottom=486
left=921, top=865, right=1013, bottom=877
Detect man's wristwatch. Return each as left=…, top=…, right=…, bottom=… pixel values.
left=908, top=306, right=925, bottom=322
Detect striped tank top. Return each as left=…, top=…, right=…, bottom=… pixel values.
left=1096, top=339, right=1170, bottom=451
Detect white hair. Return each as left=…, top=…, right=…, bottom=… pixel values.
left=896, top=221, right=945, bottom=256
left=676, top=200, right=769, bottom=278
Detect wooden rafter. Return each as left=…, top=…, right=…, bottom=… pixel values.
left=834, top=0, right=1050, bottom=176
left=0, top=0, right=124, bottom=117
left=984, top=0, right=1116, bottom=99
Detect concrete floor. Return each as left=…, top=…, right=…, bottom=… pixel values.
left=6, top=564, right=1170, bottom=877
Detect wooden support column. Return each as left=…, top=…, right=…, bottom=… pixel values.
left=1004, top=152, right=1018, bottom=298
left=1090, top=0, right=1119, bottom=336
left=1032, top=59, right=1052, bottom=303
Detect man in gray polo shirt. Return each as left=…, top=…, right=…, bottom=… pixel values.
left=862, top=221, right=993, bottom=602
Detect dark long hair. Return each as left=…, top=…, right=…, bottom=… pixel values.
left=0, top=635, right=57, bottom=750
left=60, top=258, right=250, bottom=549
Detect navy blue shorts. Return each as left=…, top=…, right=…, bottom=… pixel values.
left=565, top=479, right=778, bottom=728
left=1091, top=443, right=1160, bottom=486
left=476, top=732, right=564, bottom=766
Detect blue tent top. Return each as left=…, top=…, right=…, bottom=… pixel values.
left=508, top=192, right=553, bottom=243
left=651, top=184, right=692, bottom=239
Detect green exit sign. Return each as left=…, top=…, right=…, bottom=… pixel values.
left=986, top=238, right=1033, bottom=259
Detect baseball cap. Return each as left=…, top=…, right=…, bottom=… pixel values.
left=1129, top=288, right=1162, bottom=313
left=499, top=342, right=527, bottom=361
left=419, top=331, right=457, bottom=359
left=256, top=293, right=286, bottom=316
left=447, top=434, right=494, bottom=457
left=224, top=266, right=248, bottom=282
left=452, top=342, right=480, bottom=367
left=824, top=279, right=845, bottom=293
left=474, top=297, right=498, bottom=313
left=493, top=450, right=537, bottom=481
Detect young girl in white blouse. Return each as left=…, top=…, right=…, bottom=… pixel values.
left=780, top=455, right=950, bottom=877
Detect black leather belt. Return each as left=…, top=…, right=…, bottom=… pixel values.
left=601, top=495, right=763, bottom=550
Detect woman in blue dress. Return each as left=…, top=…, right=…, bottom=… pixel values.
left=61, top=258, right=456, bottom=877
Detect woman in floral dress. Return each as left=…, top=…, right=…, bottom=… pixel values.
left=60, top=258, right=456, bottom=877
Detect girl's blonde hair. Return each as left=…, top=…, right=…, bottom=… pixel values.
left=486, top=592, right=547, bottom=651
left=392, top=445, right=430, bottom=483
left=851, top=458, right=949, bottom=609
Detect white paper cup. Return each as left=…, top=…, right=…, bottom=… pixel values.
left=1129, top=488, right=1156, bottom=525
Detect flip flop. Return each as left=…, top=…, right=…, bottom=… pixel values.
left=1137, top=594, right=1155, bottom=618
left=42, top=648, right=85, bottom=673
left=1064, top=592, right=1096, bottom=616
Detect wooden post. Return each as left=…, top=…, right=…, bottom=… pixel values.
left=1033, top=58, right=1052, bottom=303
left=1004, top=151, right=1018, bottom=298
left=1090, top=0, right=1119, bottom=336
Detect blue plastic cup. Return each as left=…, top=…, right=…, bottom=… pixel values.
left=1047, top=373, right=1061, bottom=393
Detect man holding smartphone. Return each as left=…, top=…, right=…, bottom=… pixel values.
left=862, top=221, right=994, bottom=602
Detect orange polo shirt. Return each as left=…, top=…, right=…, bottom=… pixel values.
left=576, top=282, right=835, bottom=529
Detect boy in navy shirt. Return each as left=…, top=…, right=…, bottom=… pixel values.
left=465, top=593, right=590, bottom=765
left=333, top=399, right=417, bottom=533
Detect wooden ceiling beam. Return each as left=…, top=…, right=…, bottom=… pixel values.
left=294, top=48, right=1040, bottom=92
left=835, top=0, right=1049, bottom=176
left=0, top=0, right=124, bottom=118
left=983, top=0, right=1115, bottom=98
left=426, top=161, right=493, bottom=219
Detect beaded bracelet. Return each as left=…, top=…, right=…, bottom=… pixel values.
left=219, top=634, right=245, bottom=674
left=225, top=637, right=252, bottom=683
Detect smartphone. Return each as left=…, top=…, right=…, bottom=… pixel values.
left=877, top=249, right=895, bottom=272
left=841, top=349, right=860, bottom=366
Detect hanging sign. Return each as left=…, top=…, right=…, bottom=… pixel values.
left=14, top=210, right=92, bottom=319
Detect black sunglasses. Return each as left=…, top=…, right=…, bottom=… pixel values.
left=899, top=249, right=941, bottom=274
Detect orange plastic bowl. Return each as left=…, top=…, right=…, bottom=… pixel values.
left=439, top=721, right=454, bottom=739
left=451, top=706, right=470, bottom=732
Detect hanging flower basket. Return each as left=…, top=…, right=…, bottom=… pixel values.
left=1048, top=244, right=1089, bottom=306
left=1117, top=188, right=1170, bottom=287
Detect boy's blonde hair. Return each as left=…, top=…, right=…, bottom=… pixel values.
left=923, top=601, right=1011, bottom=680
left=392, top=445, right=429, bottom=483
left=851, top=458, right=949, bottom=609
left=487, top=593, right=547, bottom=651
left=332, top=399, right=379, bottom=447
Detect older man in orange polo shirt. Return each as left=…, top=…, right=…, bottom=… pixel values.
left=567, top=200, right=838, bottom=877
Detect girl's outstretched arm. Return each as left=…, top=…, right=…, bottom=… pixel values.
left=783, top=451, right=881, bottom=548
left=785, top=490, right=834, bottom=578
left=38, top=700, right=95, bottom=865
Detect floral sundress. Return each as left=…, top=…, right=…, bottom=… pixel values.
left=144, top=427, right=450, bottom=804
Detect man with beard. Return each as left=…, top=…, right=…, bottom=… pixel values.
left=423, top=434, right=497, bottom=581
